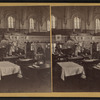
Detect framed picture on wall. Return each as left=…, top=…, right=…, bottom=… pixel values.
left=55, top=35, right=62, bottom=41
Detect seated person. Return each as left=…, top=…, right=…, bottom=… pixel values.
left=36, top=46, right=45, bottom=63
left=45, top=43, right=50, bottom=60
left=55, top=43, right=63, bottom=55
left=61, top=48, right=74, bottom=57
left=15, top=47, right=25, bottom=55
left=10, top=45, right=15, bottom=55
left=78, top=48, right=91, bottom=59
left=0, top=48, right=6, bottom=60
left=37, top=46, right=44, bottom=54
left=75, top=44, right=81, bottom=57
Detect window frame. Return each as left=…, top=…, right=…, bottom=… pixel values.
left=8, top=16, right=14, bottom=29
left=47, top=20, right=50, bottom=31
left=52, top=15, right=56, bottom=29
left=29, top=18, right=35, bottom=30
left=74, top=16, right=81, bottom=29
left=96, top=18, right=100, bottom=30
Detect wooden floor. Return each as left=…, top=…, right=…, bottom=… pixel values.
left=53, top=61, right=100, bottom=92
left=0, top=68, right=51, bottom=92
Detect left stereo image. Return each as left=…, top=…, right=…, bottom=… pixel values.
left=0, top=6, right=51, bottom=92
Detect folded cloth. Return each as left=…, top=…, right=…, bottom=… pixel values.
left=0, top=61, right=23, bottom=80
left=93, top=63, right=100, bottom=70
left=58, top=62, right=86, bottom=81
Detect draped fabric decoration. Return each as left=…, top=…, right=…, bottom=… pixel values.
left=63, top=36, right=75, bottom=49
left=0, top=39, right=8, bottom=48
left=64, top=7, right=67, bottom=27
left=19, top=8, right=25, bottom=30
left=37, top=8, right=43, bottom=31
left=0, top=8, right=4, bottom=24
left=63, top=39, right=75, bottom=49
left=14, top=8, right=17, bottom=30
left=21, top=8, right=25, bottom=26
left=86, top=7, right=90, bottom=28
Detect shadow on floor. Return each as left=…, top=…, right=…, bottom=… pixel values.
left=0, top=74, right=51, bottom=93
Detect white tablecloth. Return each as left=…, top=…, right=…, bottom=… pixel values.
left=58, top=62, right=86, bottom=81
left=0, top=61, right=22, bottom=80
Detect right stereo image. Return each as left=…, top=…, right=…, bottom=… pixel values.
left=52, top=6, right=100, bottom=92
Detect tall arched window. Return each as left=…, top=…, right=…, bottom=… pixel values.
left=52, top=15, right=56, bottom=29
left=47, top=20, right=50, bottom=31
left=96, top=18, right=100, bottom=30
left=74, top=17, right=81, bottom=29
left=29, top=18, right=34, bottom=29
left=8, top=16, right=14, bottom=28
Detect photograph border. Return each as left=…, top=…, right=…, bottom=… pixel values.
left=0, top=2, right=100, bottom=97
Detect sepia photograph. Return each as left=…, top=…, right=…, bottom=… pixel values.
left=52, top=6, right=100, bottom=92
left=0, top=6, right=51, bottom=93
left=1, top=2, right=100, bottom=97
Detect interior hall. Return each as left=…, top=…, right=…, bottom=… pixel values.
left=52, top=6, right=100, bottom=92
left=0, top=6, right=51, bottom=92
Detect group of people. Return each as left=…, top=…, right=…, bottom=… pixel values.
left=0, top=34, right=51, bottom=63
left=54, top=41, right=91, bottom=58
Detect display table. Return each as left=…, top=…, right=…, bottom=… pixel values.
left=82, top=59, right=100, bottom=80
left=0, top=61, right=22, bottom=80
left=82, top=59, right=100, bottom=63
left=57, top=62, right=86, bottom=81
left=3, top=56, right=18, bottom=59
left=68, top=56, right=83, bottom=60
left=18, top=58, right=33, bottom=62
left=18, top=58, right=34, bottom=65
left=3, top=55, right=25, bottom=63
left=3, top=56, right=19, bottom=63
left=93, top=64, right=100, bottom=79
left=57, top=54, right=66, bottom=61
left=68, top=56, right=84, bottom=63
left=52, top=54, right=66, bottom=62
left=21, top=61, right=51, bottom=81
left=82, top=59, right=100, bottom=68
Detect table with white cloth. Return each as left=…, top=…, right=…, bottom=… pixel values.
left=57, top=62, right=86, bottom=81
left=0, top=61, right=23, bottom=80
